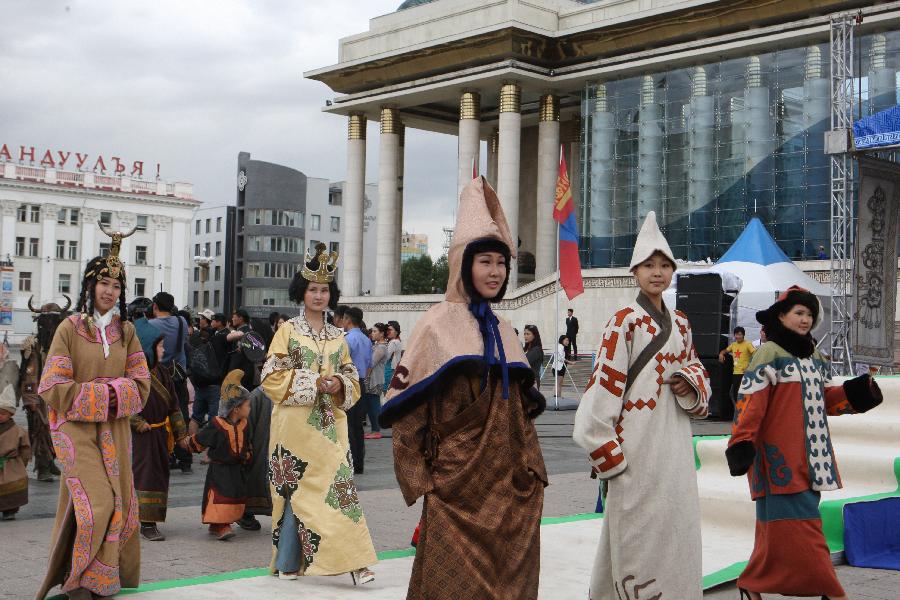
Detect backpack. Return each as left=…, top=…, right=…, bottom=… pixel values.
left=189, top=334, right=222, bottom=387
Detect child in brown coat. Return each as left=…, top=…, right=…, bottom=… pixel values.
left=0, top=384, right=31, bottom=520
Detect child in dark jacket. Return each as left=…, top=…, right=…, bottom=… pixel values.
left=180, top=370, right=252, bottom=540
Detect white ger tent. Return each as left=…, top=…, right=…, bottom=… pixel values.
left=666, top=218, right=831, bottom=344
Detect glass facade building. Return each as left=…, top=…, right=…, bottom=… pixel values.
left=580, top=30, right=900, bottom=267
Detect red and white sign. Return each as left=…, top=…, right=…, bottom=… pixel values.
left=0, top=143, right=153, bottom=178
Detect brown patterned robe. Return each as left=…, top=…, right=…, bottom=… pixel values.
left=392, top=370, right=547, bottom=600
left=0, top=420, right=30, bottom=512
left=35, top=314, right=151, bottom=600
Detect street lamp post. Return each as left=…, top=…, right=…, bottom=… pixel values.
left=193, top=255, right=212, bottom=310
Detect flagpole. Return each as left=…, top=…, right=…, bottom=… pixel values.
left=555, top=220, right=561, bottom=410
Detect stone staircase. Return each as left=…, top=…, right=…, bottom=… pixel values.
left=693, top=377, right=900, bottom=580
left=534, top=351, right=595, bottom=397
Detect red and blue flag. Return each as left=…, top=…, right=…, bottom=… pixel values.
left=553, top=148, right=584, bottom=300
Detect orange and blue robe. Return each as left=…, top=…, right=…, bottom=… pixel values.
left=726, top=342, right=881, bottom=597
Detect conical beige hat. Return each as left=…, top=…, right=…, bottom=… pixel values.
left=629, top=211, right=677, bottom=271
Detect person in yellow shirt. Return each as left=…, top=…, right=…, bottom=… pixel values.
left=719, top=326, right=756, bottom=407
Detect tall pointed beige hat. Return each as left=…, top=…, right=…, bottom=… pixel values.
left=629, top=211, right=677, bottom=271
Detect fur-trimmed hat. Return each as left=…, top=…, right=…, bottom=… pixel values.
left=219, top=369, right=250, bottom=417
left=0, top=384, right=16, bottom=415
left=629, top=211, right=677, bottom=272
left=756, top=285, right=822, bottom=328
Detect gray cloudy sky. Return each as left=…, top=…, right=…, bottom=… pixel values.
left=0, top=0, right=458, bottom=256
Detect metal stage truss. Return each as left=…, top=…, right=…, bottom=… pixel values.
left=828, top=13, right=857, bottom=375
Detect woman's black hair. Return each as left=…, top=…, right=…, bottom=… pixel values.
left=372, top=322, right=388, bottom=337
left=147, top=336, right=165, bottom=370
left=387, top=320, right=401, bottom=338
left=523, top=324, right=543, bottom=351
left=77, top=256, right=128, bottom=343
left=460, top=238, right=511, bottom=302
left=288, top=259, right=341, bottom=310
left=558, top=335, right=569, bottom=345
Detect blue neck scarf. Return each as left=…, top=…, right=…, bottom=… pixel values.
left=468, top=300, right=510, bottom=399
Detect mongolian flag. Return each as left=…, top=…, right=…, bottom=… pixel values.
left=554, top=148, right=584, bottom=300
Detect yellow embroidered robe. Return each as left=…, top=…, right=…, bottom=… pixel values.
left=35, top=314, right=150, bottom=599
left=261, top=314, right=376, bottom=575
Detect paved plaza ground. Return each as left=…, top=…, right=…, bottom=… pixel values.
left=3, top=409, right=898, bottom=599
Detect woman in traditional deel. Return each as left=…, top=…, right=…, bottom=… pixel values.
left=379, top=176, right=548, bottom=600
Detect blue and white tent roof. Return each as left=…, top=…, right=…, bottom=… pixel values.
left=711, top=217, right=829, bottom=296
left=717, top=217, right=793, bottom=266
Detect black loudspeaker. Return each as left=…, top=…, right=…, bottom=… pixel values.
left=676, top=281, right=734, bottom=359
left=676, top=292, right=735, bottom=315
left=677, top=272, right=725, bottom=294
left=701, top=358, right=734, bottom=421
left=692, top=333, right=729, bottom=357
left=684, top=312, right=731, bottom=333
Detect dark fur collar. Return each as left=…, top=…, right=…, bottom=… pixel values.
left=767, top=319, right=815, bottom=359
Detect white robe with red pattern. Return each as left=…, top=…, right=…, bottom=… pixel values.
left=574, top=293, right=709, bottom=600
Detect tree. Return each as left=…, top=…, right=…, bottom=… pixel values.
left=431, top=255, right=450, bottom=293
left=400, top=254, right=434, bottom=295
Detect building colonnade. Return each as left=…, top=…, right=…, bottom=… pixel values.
left=340, top=85, right=564, bottom=297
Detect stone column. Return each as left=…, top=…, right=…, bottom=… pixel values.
left=486, top=128, right=499, bottom=188
left=590, top=84, right=615, bottom=267
left=745, top=56, right=772, bottom=212
left=151, top=215, right=170, bottom=296
left=803, top=46, right=830, bottom=238
left=688, top=67, right=714, bottom=260
left=80, top=209, right=98, bottom=273
left=342, top=113, right=366, bottom=297
left=638, top=75, right=662, bottom=220
left=497, top=83, right=522, bottom=289
left=40, top=204, right=59, bottom=301
left=869, top=35, right=895, bottom=115
left=0, top=200, right=17, bottom=258
left=458, top=91, right=481, bottom=200
left=376, top=107, right=400, bottom=296
left=395, top=124, right=405, bottom=289
left=535, top=94, right=560, bottom=279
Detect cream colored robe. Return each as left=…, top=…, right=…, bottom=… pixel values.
left=261, top=313, right=376, bottom=575
left=574, top=294, right=710, bottom=600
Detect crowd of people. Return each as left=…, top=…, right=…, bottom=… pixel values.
left=0, top=176, right=886, bottom=600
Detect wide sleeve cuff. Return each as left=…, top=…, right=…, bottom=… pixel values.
left=588, top=440, right=627, bottom=479
left=726, top=440, right=755, bottom=476
left=333, top=372, right=356, bottom=411
left=674, top=364, right=710, bottom=418
left=284, top=370, right=318, bottom=407
left=260, top=353, right=295, bottom=383
left=333, top=360, right=360, bottom=411
left=843, top=374, right=883, bottom=413
left=66, top=381, right=112, bottom=422
left=109, top=378, right=144, bottom=418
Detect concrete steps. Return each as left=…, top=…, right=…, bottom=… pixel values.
left=693, top=377, right=900, bottom=575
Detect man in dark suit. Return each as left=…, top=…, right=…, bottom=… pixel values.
left=565, top=308, right=579, bottom=360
